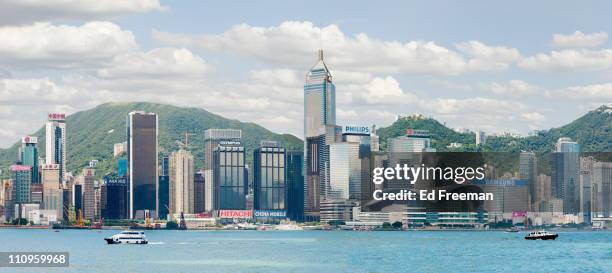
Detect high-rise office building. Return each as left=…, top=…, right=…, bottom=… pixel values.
left=387, top=129, right=435, bottom=190
left=82, top=168, right=95, bottom=221
left=328, top=142, right=361, bottom=200
left=194, top=171, right=205, bottom=213
left=101, top=177, right=129, bottom=220
left=519, top=152, right=537, bottom=209
left=169, top=149, right=194, bottom=215
left=304, top=50, right=336, bottom=220
left=203, top=170, right=214, bottom=212
left=158, top=175, right=169, bottom=219
left=11, top=165, right=31, bottom=204
left=592, top=161, right=612, bottom=218
left=204, top=129, right=241, bottom=170
left=213, top=142, right=247, bottom=210
left=552, top=137, right=580, bottom=214
left=45, top=113, right=67, bottom=182
left=285, top=151, right=304, bottom=221
left=72, top=183, right=82, bottom=221
left=253, top=141, right=286, bottom=210
left=41, top=164, right=62, bottom=221
left=20, top=136, right=39, bottom=183
left=341, top=125, right=373, bottom=204
left=127, top=111, right=158, bottom=219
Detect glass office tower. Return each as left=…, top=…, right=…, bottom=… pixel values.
left=127, top=111, right=158, bottom=219
left=304, top=50, right=336, bottom=220
left=253, top=141, right=286, bottom=210
left=213, top=143, right=246, bottom=210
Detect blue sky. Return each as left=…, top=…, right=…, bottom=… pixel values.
left=0, top=0, right=611, bottom=147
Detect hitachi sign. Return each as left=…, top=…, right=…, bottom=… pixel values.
left=343, top=125, right=370, bottom=135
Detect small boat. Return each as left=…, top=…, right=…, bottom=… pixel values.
left=524, top=230, right=558, bottom=240
left=505, top=227, right=519, bottom=232
left=104, top=231, right=148, bottom=244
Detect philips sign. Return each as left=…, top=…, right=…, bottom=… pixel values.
left=253, top=210, right=287, bottom=219
left=343, top=125, right=370, bottom=135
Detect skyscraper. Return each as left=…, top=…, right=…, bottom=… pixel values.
left=20, top=136, right=39, bottom=183
left=285, top=151, right=304, bottom=221
left=519, top=152, right=537, bottom=209
left=194, top=171, right=205, bottom=213
left=553, top=137, right=580, bottom=214
left=304, top=50, right=336, bottom=220
left=127, top=111, right=158, bottom=219
left=253, top=141, right=286, bottom=210
left=169, top=149, right=194, bottom=215
left=101, top=177, right=129, bottom=220
left=41, top=164, right=62, bottom=221
left=45, top=113, right=67, bottom=182
left=213, top=142, right=246, bottom=210
left=203, top=129, right=241, bottom=171
left=11, top=165, right=31, bottom=204
left=82, top=168, right=95, bottom=221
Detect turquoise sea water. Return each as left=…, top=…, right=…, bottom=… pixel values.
left=0, top=229, right=610, bottom=273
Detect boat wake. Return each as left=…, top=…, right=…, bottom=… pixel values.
left=148, top=242, right=165, bottom=245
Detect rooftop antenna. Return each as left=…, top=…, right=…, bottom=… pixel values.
left=318, top=27, right=323, bottom=60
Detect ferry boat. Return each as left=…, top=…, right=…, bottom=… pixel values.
left=524, top=230, right=558, bottom=240
left=104, top=231, right=148, bottom=244
left=505, top=227, right=519, bottom=232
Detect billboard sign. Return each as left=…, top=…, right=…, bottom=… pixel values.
left=218, top=210, right=253, bottom=219
left=512, top=211, right=527, bottom=217
left=104, top=177, right=128, bottom=185
left=342, top=125, right=370, bottom=135
left=42, top=164, right=60, bottom=170
left=48, top=113, right=66, bottom=121
left=254, top=210, right=287, bottom=219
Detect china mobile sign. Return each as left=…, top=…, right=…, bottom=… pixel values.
left=218, top=210, right=253, bottom=219
left=254, top=210, right=287, bottom=219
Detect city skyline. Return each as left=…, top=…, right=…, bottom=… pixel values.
left=2, top=1, right=612, bottom=148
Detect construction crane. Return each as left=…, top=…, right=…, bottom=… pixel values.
left=177, top=132, right=195, bottom=150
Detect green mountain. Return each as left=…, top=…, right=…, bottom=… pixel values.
left=377, top=104, right=612, bottom=153
left=0, top=102, right=303, bottom=179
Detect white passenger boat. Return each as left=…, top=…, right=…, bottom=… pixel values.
left=524, top=230, right=558, bottom=240
left=104, top=231, right=148, bottom=244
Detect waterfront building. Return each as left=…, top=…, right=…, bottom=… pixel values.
left=169, top=149, right=194, bottom=215
left=20, top=136, right=39, bottom=183
left=253, top=141, right=286, bottom=210
left=386, top=129, right=435, bottom=191
left=127, top=111, right=158, bottom=219
left=194, top=171, right=205, bottom=213
left=592, top=161, right=612, bottom=218
left=203, top=170, right=213, bottom=212
left=285, top=151, right=304, bottom=221
left=519, top=152, right=538, bottom=209
left=320, top=199, right=354, bottom=224
left=213, top=142, right=247, bottom=210
left=82, top=168, right=95, bottom=221
left=158, top=174, right=169, bottom=219
left=45, top=113, right=67, bottom=181
left=72, top=183, right=82, bottom=221
left=328, top=142, right=361, bottom=200
left=203, top=129, right=241, bottom=170
left=304, top=50, right=336, bottom=220
left=41, top=164, right=63, bottom=220
left=101, top=177, right=129, bottom=220
left=552, top=137, right=580, bottom=214
left=11, top=165, right=31, bottom=204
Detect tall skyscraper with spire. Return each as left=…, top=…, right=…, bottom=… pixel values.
left=303, top=50, right=337, bottom=220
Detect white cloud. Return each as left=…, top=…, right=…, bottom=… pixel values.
left=455, top=41, right=521, bottom=71
left=0, top=22, right=138, bottom=69
left=552, top=31, right=608, bottom=48
left=362, top=76, right=417, bottom=105
left=0, top=0, right=164, bottom=25
left=154, top=21, right=515, bottom=75
left=555, top=83, right=612, bottom=100
left=97, top=48, right=212, bottom=79
left=519, top=49, right=612, bottom=72
left=482, top=80, right=541, bottom=97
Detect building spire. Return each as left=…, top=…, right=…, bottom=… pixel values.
left=318, top=49, right=324, bottom=61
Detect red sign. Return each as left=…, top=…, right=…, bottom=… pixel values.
left=218, top=210, right=253, bottom=219
left=48, top=113, right=66, bottom=121
left=42, top=164, right=60, bottom=170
